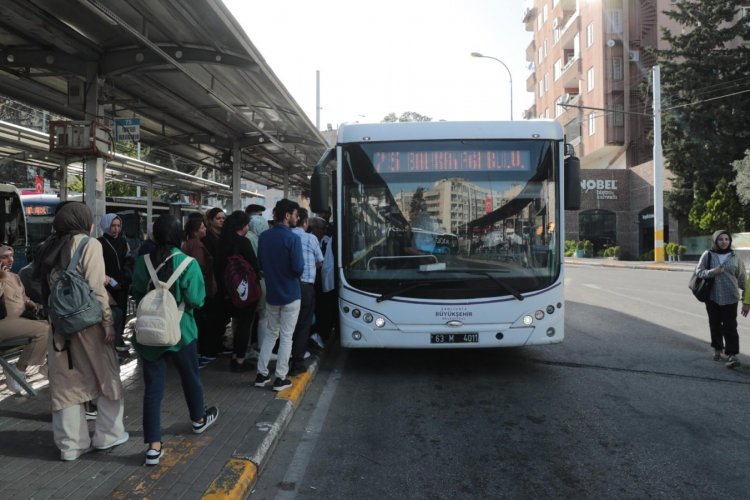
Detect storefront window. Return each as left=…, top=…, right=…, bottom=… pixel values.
left=579, top=209, right=616, bottom=252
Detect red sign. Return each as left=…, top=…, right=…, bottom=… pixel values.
left=485, top=195, right=492, bottom=213
left=35, top=175, right=43, bottom=194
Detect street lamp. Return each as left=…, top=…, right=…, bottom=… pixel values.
left=471, top=52, right=513, bottom=120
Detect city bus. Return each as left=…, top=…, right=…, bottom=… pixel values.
left=0, top=183, right=29, bottom=271
left=310, top=120, right=580, bottom=348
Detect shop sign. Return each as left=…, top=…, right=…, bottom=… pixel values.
left=581, top=179, right=618, bottom=200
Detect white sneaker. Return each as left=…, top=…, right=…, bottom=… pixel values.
left=6, top=374, right=24, bottom=394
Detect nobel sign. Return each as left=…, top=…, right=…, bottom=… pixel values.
left=581, top=179, right=618, bottom=200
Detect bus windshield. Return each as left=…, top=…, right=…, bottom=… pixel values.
left=341, top=139, right=560, bottom=300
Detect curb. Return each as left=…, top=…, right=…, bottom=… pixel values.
left=565, top=259, right=694, bottom=272
left=201, top=356, right=320, bottom=499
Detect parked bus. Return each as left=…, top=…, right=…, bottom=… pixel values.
left=311, top=120, right=580, bottom=348
left=0, top=183, right=29, bottom=271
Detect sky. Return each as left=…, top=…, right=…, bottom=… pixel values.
left=223, top=0, right=535, bottom=128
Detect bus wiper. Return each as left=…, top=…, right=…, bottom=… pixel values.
left=458, top=270, right=524, bottom=301
left=376, top=279, right=461, bottom=303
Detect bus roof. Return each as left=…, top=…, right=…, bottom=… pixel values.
left=336, top=120, right=564, bottom=144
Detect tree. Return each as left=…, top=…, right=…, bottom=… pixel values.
left=382, top=111, right=432, bottom=123
left=654, top=1, right=750, bottom=227
left=692, top=177, right=743, bottom=232
left=732, top=149, right=750, bottom=205
left=409, top=187, right=427, bottom=218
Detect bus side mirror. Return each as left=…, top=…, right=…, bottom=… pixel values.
left=564, top=155, right=581, bottom=210
left=310, top=148, right=334, bottom=214
left=310, top=170, right=330, bottom=214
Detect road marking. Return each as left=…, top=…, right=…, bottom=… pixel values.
left=275, top=350, right=348, bottom=500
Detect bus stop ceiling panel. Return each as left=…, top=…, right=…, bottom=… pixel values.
left=0, top=0, right=326, bottom=191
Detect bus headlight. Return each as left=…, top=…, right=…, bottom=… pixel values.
left=352, top=331, right=362, bottom=341
left=363, top=313, right=373, bottom=323
left=351, top=309, right=361, bottom=318
left=535, top=310, right=545, bottom=320
left=522, top=315, right=533, bottom=326
left=546, top=305, right=555, bottom=314
left=374, top=317, right=386, bottom=328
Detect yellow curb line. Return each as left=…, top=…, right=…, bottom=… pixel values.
left=202, top=457, right=257, bottom=499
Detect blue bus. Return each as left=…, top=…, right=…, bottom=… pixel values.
left=0, top=184, right=29, bottom=271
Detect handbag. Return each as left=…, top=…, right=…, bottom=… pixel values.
left=689, top=252, right=713, bottom=303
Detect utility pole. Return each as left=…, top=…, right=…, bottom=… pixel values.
left=653, top=66, right=664, bottom=263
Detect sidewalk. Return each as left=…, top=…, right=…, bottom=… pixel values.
left=0, top=341, right=320, bottom=499
left=565, top=256, right=695, bottom=272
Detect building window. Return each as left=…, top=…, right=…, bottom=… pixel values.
left=610, top=57, right=623, bottom=80
left=587, top=23, right=594, bottom=47
left=553, top=0, right=559, bottom=6
left=538, top=46, right=544, bottom=64
left=588, top=112, right=596, bottom=135
left=608, top=102, right=624, bottom=127
left=587, top=67, right=595, bottom=91
left=543, top=4, right=548, bottom=23
left=554, top=58, right=562, bottom=80
left=578, top=209, right=617, bottom=253
left=539, top=80, right=545, bottom=97
left=555, top=95, right=566, bottom=117
left=537, top=13, right=543, bottom=31
left=544, top=73, right=550, bottom=92
left=544, top=39, right=548, bottom=57
left=607, top=10, right=623, bottom=34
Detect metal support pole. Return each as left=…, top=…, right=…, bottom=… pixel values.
left=232, top=142, right=242, bottom=211
left=84, top=63, right=105, bottom=234
left=653, top=66, right=664, bottom=263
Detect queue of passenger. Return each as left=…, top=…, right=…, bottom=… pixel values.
left=1, top=198, right=337, bottom=465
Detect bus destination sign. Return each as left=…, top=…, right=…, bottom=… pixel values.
left=372, top=150, right=531, bottom=173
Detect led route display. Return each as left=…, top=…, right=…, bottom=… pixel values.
left=372, top=150, right=531, bottom=173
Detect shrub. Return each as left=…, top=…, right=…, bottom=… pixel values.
left=576, top=241, right=585, bottom=250
left=678, top=245, right=687, bottom=256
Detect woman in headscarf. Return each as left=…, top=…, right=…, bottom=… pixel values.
left=214, top=210, right=259, bottom=372
left=182, top=213, right=217, bottom=366
left=34, top=201, right=127, bottom=461
left=131, top=214, right=219, bottom=466
left=98, top=213, right=132, bottom=354
left=695, top=229, right=747, bottom=368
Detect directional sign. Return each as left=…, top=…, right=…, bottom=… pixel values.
left=115, top=117, right=140, bottom=142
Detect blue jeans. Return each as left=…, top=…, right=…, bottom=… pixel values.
left=142, top=341, right=205, bottom=443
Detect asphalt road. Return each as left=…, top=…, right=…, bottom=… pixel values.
left=252, top=266, right=750, bottom=499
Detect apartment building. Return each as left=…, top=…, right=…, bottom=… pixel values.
left=524, top=0, right=684, bottom=258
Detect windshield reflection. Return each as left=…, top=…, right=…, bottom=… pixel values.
left=341, top=140, right=560, bottom=299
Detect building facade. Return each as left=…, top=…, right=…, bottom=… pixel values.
left=524, top=0, right=684, bottom=257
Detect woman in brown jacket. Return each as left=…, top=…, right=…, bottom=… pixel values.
left=35, top=202, right=128, bottom=461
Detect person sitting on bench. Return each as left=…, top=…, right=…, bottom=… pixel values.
left=0, top=244, right=48, bottom=393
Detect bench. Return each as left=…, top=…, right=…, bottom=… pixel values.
left=0, top=337, right=37, bottom=396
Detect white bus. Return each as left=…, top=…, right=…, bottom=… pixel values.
left=311, top=120, right=580, bottom=348
left=0, top=183, right=29, bottom=271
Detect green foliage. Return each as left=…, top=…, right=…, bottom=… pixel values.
left=68, top=175, right=84, bottom=193
left=382, top=111, right=432, bottom=123
left=665, top=242, right=677, bottom=256
left=583, top=240, right=593, bottom=251
left=603, top=245, right=621, bottom=258
left=732, top=149, right=750, bottom=205
left=564, top=240, right=577, bottom=256
left=576, top=241, right=585, bottom=250
left=106, top=181, right=136, bottom=197
left=678, top=245, right=687, bottom=256
left=654, top=1, right=750, bottom=227
left=691, top=178, right=743, bottom=232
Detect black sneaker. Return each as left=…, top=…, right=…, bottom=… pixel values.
left=144, top=445, right=163, bottom=466
left=84, top=401, right=98, bottom=421
left=192, top=406, right=219, bottom=434
left=273, top=378, right=293, bottom=392
left=254, top=373, right=271, bottom=387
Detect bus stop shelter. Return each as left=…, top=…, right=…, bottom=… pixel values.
left=0, top=0, right=326, bottom=217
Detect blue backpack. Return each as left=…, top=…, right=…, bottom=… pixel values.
left=49, top=237, right=103, bottom=367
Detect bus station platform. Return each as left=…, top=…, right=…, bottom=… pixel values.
left=0, top=343, right=323, bottom=499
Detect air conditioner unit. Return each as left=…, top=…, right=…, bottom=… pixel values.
left=628, top=50, right=640, bottom=62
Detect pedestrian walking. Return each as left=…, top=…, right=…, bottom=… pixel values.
left=695, top=229, right=746, bottom=367
left=255, top=199, right=303, bottom=391
left=131, top=214, right=219, bottom=466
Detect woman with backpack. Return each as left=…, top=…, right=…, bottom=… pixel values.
left=131, top=214, right=219, bottom=466
left=34, top=201, right=128, bottom=461
left=214, top=210, right=260, bottom=373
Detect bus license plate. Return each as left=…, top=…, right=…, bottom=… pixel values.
left=430, top=333, right=479, bottom=344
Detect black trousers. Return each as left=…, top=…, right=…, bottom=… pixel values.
left=290, top=283, right=316, bottom=367
left=200, top=296, right=230, bottom=356
left=706, top=300, right=739, bottom=355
